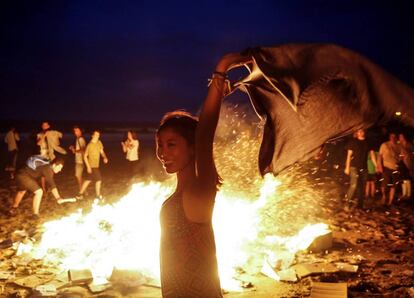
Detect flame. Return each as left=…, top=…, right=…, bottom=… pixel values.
left=27, top=103, right=332, bottom=290
left=31, top=174, right=329, bottom=289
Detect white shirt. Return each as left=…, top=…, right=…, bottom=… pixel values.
left=126, top=139, right=139, bottom=161
left=37, top=130, right=67, bottom=160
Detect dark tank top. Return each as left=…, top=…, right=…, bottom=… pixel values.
left=160, top=193, right=222, bottom=298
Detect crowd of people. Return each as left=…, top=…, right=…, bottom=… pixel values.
left=343, top=127, right=414, bottom=210
left=3, top=121, right=140, bottom=220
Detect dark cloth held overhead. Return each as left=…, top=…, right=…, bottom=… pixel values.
left=233, top=43, right=414, bottom=175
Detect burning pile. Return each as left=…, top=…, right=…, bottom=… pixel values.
left=6, top=103, right=335, bottom=294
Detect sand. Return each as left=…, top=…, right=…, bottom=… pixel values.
left=1, top=140, right=414, bottom=297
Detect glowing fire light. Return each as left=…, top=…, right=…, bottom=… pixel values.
left=30, top=174, right=329, bottom=290
left=26, top=103, right=331, bottom=291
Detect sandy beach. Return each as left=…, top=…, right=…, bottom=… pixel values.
left=0, top=129, right=414, bottom=297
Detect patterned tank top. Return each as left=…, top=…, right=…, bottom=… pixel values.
left=160, top=193, right=222, bottom=298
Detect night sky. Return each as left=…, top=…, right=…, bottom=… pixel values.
left=1, top=1, right=413, bottom=122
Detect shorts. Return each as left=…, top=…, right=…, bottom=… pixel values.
left=366, top=173, right=377, bottom=182
left=382, top=167, right=399, bottom=188
left=16, top=173, right=41, bottom=193
left=85, top=168, right=102, bottom=182
left=75, top=163, right=84, bottom=178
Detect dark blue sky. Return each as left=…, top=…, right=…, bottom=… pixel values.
left=1, top=1, right=413, bottom=122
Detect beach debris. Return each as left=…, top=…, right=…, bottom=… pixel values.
left=57, top=285, right=89, bottom=297
left=87, top=280, right=112, bottom=293
left=1, top=248, right=15, bottom=258
left=310, top=282, right=347, bottom=298
left=13, top=274, right=53, bottom=289
left=68, top=269, right=93, bottom=285
left=335, top=262, right=358, bottom=273
left=292, top=263, right=339, bottom=279
left=11, top=230, right=29, bottom=242
left=43, top=272, right=70, bottom=290
left=33, top=284, right=57, bottom=297
left=277, top=268, right=298, bottom=282
left=0, top=270, right=15, bottom=280
left=307, top=231, right=333, bottom=253
left=0, top=239, right=13, bottom=249
left=261, top=259, right=280, bottom=281
left=16, top=240, right=34, bottom=257
left=109, top=268, right=146, bottom=288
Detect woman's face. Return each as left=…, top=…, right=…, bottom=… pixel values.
left=156, top=128, right=194, bottom=174
left=127, top=131, right=132, bottom=140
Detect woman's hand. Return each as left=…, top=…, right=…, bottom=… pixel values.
left=215, top=52, right=252, bottom=73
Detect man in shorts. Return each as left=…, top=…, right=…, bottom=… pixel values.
left=378, top=132, right=402, bottom=206
left=76, top=130, right=109, bottom=200
left=9, top=156, right=65, bottom=219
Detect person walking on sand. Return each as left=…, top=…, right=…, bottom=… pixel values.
left=377, top=132, right=402, bottom=206
left=398, top=132, right=414, bottom=199
left=69, top=125, right=86, bottom=193
left=8, top=155, right=66, bottom=220
left=4, top=126, right=20, bottom=179
left=121, top=130, right=139, bottom=178
left=344, top=129, right=373, bottom=209
left=37, top=121, right=67, bottom=194
left=76, top=130, right=108, bottom=200
left=157, top=53, right=251, bottom=297
left=37, top=121, right=67, bottom=161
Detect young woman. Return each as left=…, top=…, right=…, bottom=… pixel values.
left=156, top=53, right=251, bottom=297
left=121, top=130, right=139, bottom=177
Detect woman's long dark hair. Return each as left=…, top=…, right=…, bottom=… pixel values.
left=157, top=110, right=222, bottom=188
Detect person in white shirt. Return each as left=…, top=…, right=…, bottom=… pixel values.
left=36, top=121, right=67, bottom=161
left=4, top=127, right=20, bottom=179
left=121, top=130, right=139, bottom=177
left=69, top=126, right=86, bottom=192
left=377, top=132, right=402, bottom=206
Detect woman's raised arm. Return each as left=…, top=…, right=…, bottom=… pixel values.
left=195, top=53, right=252, bottom=193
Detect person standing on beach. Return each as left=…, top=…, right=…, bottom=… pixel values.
left=344, top=129, right=373, bottom=209
left=69, top=126, right=86, bottom=193
left=157, top=53, right=250, bottom=297
left=377, top=132, right=402, bottom=206
left=37, top=122, right=51, bottom=159
left=121, top=130, right=139, bottom=178
left=8, top=156, right=65, bottom=220
left=38, top=121, right=67, bottom=161
left=37, top=121, right=67, bottom=194
left=4, top=127, right=20, bottom=179
left=76, top=130, right=108, bottom=200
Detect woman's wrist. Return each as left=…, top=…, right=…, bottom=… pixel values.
left=211, top=71, right=227, bottom=80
